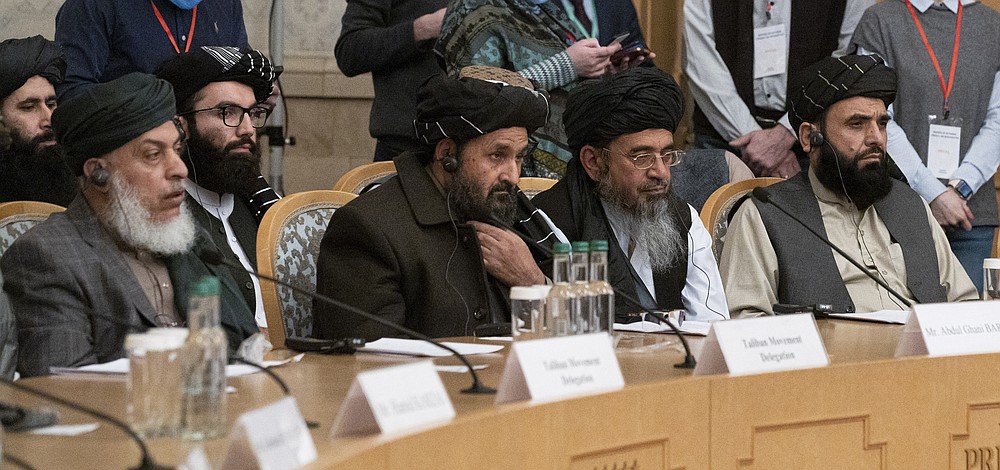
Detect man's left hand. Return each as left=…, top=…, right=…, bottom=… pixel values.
left=469, top=221, right=545, bottom=287
left=729, top=126, right=798, bottom=177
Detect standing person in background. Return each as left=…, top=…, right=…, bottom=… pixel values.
left=335, top=0, right=449, bottom=162
left=436, top=0, right=654, bottom=178
left=852, top=0, right=1000, bottom=293
left=55, top=0, right=248, bottom=100
left=684, top=0, right=873, bottom=178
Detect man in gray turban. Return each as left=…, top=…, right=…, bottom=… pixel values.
left=314, top=66, right=563, bottom=341
left=0, top=36, right=76, bottom=205
left=1, top=73, right=258, bottom=376
left=721, top=54, right=977, bottom=318
left=533, top=67, right=729, bottom=322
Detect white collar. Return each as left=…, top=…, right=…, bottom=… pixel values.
left=183, top=179, right=234, bottom=215
left=907, top=0, right=976, bottom=14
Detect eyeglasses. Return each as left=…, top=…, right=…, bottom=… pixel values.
left=179, top=105, right=271, bottom=129
left=602, top=147, right=685, bottom=170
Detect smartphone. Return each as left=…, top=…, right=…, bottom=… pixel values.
left=607, top=32, right=630, bottom=47
left=610, top=42, right=651, bottom=66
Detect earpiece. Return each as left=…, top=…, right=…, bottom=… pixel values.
left=90, top=165, right=110, bottom=187
left=809, top=126, right=825, bottom=147
left=442, top=154, right=459, bottom=173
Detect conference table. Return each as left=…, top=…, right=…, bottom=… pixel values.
left=5, top=318, right=1000, bottom=469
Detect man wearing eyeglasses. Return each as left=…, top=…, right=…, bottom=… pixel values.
left=156, top=46, right=282, bottom=331
left=533, top=67, right=730, bottom=322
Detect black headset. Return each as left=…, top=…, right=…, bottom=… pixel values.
left=809, top=126, right=825, bottom=147
left=90, top=165, right=110, bottom=187
left=442, top=154, right=459, bottom=173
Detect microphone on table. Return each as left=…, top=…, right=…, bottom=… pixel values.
left=751, top=187, right=913, bottom=309
left=488, top=216, right=698, bottom=369
left=195, top=247, right=498, bottom=394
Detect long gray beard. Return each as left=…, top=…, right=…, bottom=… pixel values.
left=104, top=173, right=196, bottom=256
left=597, top=177, right=685, bottom=271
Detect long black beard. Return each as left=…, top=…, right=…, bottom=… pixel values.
left=0, top=142, right=77, bottom=205
left=183, top=125, right=262, bottom=197
left=448, top=167, right=518, bottom=224
left=814, top=141, right=893, bottom=210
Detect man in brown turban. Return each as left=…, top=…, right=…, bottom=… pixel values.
left=721, top=54, right=977, bottom=317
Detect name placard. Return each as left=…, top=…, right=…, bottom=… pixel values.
left=694, top=313, right=829, bottom=376
left=331, top=360, right=455, bottom=437
left=496, top=333, right=624, bottom=405
left=221, top=396, right=317, bottom=470
left=896, top=301, right=1000, bottom=357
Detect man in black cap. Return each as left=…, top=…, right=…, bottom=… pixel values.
left=0, top=36, right=76, bottom=205
left=1, top=73, right=258, bottom=376
left=533, top=67, right=730, bottom=322
left=720, top=54, right=977, bottom=317
left=156, top=46, right=282, bottom=331
left=313, top=66, right=559, bottom=340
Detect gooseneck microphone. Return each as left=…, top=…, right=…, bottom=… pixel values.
left=196, top=248, right=497, bottom=394
left=489, top=216, right=698, bottom=369
left=0, top=379, right=170, bottom=470
left=751, top=187, right=913, bottom=308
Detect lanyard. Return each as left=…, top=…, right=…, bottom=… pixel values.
left=905, top=0, right=962, bottom=118
left=151, top=1, right=198, bottom=54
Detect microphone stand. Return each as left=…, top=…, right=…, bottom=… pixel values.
left=197, top=250, right=497, bottom=394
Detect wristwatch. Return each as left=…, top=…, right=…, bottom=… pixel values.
left=948, top=179, right=973, bottom=200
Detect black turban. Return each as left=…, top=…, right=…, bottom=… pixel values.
left=413, top=69, right=549, bottom=144
left=563, top=67, right=684, bottom=156
left=53, top=73, right=176, bottom=175
left=0, top=35, right=66, bottom=99
left=787, top=54, right=897, bottom=131
left=156, top=46, right=282, bottom=108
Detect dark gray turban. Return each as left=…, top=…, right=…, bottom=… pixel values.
left=0, top=35, right=66, bottom=99
left=53, top=73, right=176, bottom=175
left=563, top=67, right=684, bottom=156
left=787, top=54, right=897, bottom=131
left=413, top=70, right=549, bottom=144
left=156, top=46, right=282, bottom=107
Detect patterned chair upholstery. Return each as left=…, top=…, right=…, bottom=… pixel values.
left=518, top=177, right=558, bottom=199
left=699, top=178, right=783, bottom=262
left=0, top=201, right=66, bottom=259
left=332, top=161, right=397, bottom=195
left=257, top=190, right=357, bottom=349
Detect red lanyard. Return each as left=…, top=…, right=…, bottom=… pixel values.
left=905, top=0, right=962, bottom=117
left=151, top=1, right=198, bottom=54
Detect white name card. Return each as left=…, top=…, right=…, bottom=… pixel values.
left=221, top=396, right=317, bottom=470
left=896, top=301, right=1000, bottom=357
left=331, top=360, right=455, bottom=437
left=694, top=313, right=829, bottom=376
left=496, top=333, right=624, bottom=405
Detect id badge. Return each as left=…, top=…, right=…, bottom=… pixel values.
left=753, top=24, right=787, bottom=79
left=925, top=114, right=963, bottom=179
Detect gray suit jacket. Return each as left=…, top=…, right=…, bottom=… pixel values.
left=0, top=195, right=258, bottom=377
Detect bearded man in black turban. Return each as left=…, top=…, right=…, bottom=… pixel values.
left=313, top=66, right=562, bottom=341
left=1, top=73, right=258, bottom=377
left=0, top=36, right=76, bottom=205
left=720, top=54, right=978, bottom=318
left=532, top=67, right=730, bottom=322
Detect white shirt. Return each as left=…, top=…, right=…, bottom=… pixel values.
left=683, top=0, right=872, bottom=141
left=184, top=180, right=267, bottom=328
left=601, top=201, right=730, bottom=322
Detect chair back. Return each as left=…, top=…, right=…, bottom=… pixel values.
left=0, top=201, right=66, bottom=259
left=257, top=190, right=357, bottom=349
left=332, top=161, right=397, bottom=195
left=700, top=177, right=783, bottom=262
left=518, top=177, right=558, bottom=199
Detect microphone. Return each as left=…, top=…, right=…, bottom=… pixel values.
left=0, top=378, right=171, bottom=470
left=488, top=216, right=697, bottom=369
left=751, top=187, right=913, bottom=308
left=196, top=247, right=498, bottom=394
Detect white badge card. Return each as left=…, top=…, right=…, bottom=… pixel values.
left=496, top=333, right=624, bottom=405
left=694, top=314, right=828, bottom=376
left=926, top=115, right=963, bottom=178
left=221, top=396, right=317, bottom=470
left=753, top=24, right=787, bottom=79
left=895, top=301, right=1000, bottom=358
left=331, top=360, right=454, bottom=438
